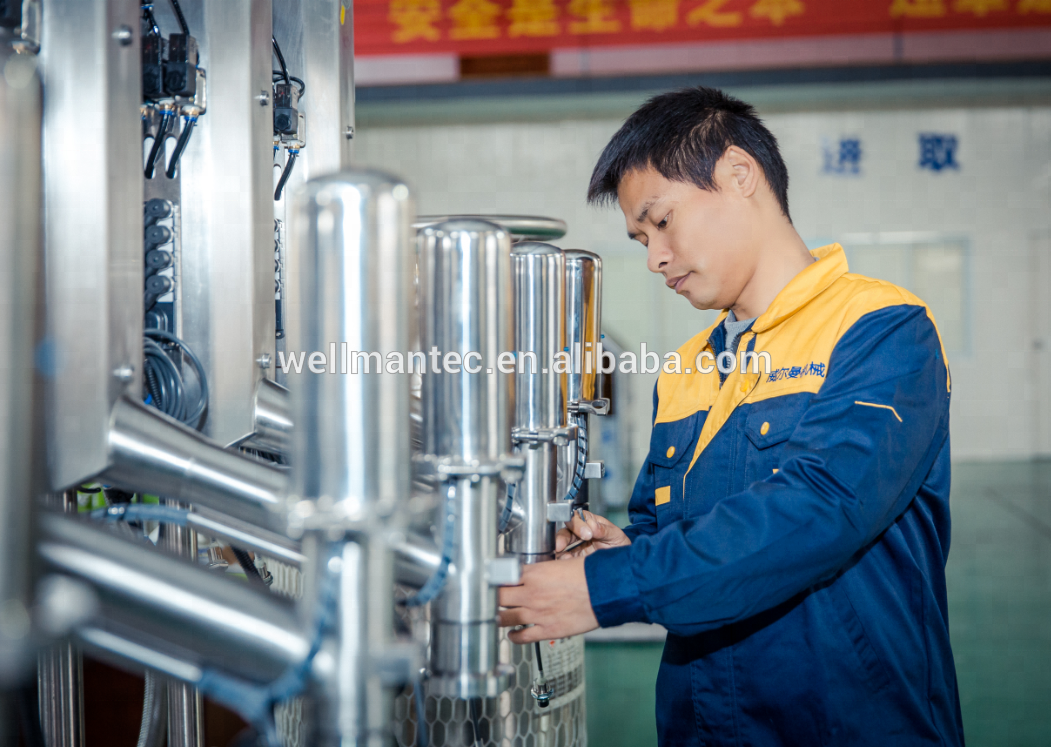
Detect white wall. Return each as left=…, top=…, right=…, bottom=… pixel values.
left=354, top=103, right=1051, bottom=470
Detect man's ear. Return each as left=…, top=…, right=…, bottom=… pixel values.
left=720, top=146, right=760, bottom=200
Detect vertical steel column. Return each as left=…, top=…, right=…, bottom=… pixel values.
left=159, top=511, right=204, bottom=747
left=417, top=220, right=520, bottom=698
left=561, top=250, right=605, bottom=510
left=0, top=40, right=42, bottom=685
left=38, top=494, right=84, bottom=747
left=178, top=0, right=277, bottom=447
left=507, top=243, right=568, bottom=564
left=39, top=0, right=143, bottom=490
left=288, top=170, right=415, bottom=746
left=274, top=0, right=356, bottom=379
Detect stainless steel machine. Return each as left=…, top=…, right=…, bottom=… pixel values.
left=0, top=2, right=607, bottom=745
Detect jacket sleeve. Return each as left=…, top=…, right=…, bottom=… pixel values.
left=585, top=304, right=950, bottom=633
left=621, top=381, right=660, bottom=543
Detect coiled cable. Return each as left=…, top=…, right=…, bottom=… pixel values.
left=142, top=329, right=209, bottom=429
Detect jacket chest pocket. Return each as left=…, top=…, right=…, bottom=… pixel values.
left=742, top=396, right=810, bottom=486
left=647, top=418, right=700, bottom=528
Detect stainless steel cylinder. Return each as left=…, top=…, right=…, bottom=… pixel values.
left=0, top=42, right=41, bottom=684
left=247, top=378, right=293, bottom=455
left=288, top=169, right=414, bottom=527
left=507, top=243, right=566, bottom=563
left=564, top=250, right=602, bottom=405
left=288, top=170, right=416, bottom=746
left=560, top=250, right=603, bottom=509
left=417, top=220, right=514, bottom=468
left=416, top=220, right=517, bottom=698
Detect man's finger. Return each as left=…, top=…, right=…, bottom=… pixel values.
left=508, top=624, right=548, bottom=645
left=554, top=527, right=575, bottom=553
left=498, top=584, right=527, bottom=608
left=567, top=512, right=593, bottom=541
left=498, top=608, right=533, bottom=628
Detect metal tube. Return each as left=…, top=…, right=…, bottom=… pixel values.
left=390, top=532, right=442, bottom=590
left=38, top=495, right=85, bottom=747
left=561, top=250, right=603, bottom=508
left=0, top=40, right=42, bottom=684
left=247, top=378, right=293, bottom=454
left=38, top=512, right=309, bottom=684
left=289, top=170, right=416, bottom=745
left=188, top=506, right=305, bottom=568
left=417, top=220, right=518, bottom=697
left=414, top=215, right=567, bottom=242
left=507, top=242, right=566, bottom=563
left=159, top=508, right=204, bottom=747
left=101, top=397, right=288, bottom=532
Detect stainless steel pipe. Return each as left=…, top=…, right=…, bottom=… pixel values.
left=507, top=242, right=567, bottom=563
left=38, top=512, right=309, bottom=684
left=247, top=378, right=293, bottom=455
left=101, top=397, right=288, bottom=532
left=288, top=170, right=415, bottom=746
left=416, top=220, right=518, bottom=698
left=0, top=41, right=42, bottom=684
left=561, top=250, right=604, bottom=509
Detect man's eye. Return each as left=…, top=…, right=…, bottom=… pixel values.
left=657, top=214, right=669, bottom=229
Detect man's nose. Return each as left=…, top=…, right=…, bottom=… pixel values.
left=647, top=236, right=672, bottom=274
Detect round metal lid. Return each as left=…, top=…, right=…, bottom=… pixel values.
left=414, top=215, right=567, bottom=242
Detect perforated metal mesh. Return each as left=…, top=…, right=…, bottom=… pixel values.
left=392, top=632, right=587, bottom=747
left=270, top=560, right=306, bottom=747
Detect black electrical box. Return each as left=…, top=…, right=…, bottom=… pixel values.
left=142, top=33, right=165, bottom=100
left=273, top=81, right=300, bottom=136
left=164, top=33, right=198, bottom=98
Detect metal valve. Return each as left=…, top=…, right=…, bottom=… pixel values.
left=530, top=671, right=554, bottom=708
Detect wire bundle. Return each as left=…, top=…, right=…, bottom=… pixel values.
left=142, top=329, right=209, bottom=429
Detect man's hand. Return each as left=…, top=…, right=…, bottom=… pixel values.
left=555, top=510, right=631, bottom=559
left=498, top=557, right=600, bottom=644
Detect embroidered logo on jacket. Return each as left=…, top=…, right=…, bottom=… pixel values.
left=767, top=361, right=827, bottom=382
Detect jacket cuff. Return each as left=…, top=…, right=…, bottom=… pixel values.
left=584, top=545, right=649, bottom=628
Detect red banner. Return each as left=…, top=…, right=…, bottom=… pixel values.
left=355, top=0, right=1051, bottom=57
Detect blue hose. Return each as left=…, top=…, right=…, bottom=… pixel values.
left=403, top=483, right=457, bottom=608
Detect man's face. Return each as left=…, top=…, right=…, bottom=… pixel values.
left=618, top=164, right=757, bottom=311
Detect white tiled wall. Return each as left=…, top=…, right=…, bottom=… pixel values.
left=355, top=103, right=1051, bottom=472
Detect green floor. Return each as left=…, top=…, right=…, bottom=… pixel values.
left=585, top=460, right=1051, bottom=747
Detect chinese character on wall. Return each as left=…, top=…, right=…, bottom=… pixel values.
left=822, top=137, right=863, bottom=175
left=629, top=0, right=681, bottom=31
left=389, top=0, right=442, bottom=42
left=508, top=0, right=561, bottom=36
left=449, top=0, right=503, bottom=39
left=918, top=133, right=959, bottom=172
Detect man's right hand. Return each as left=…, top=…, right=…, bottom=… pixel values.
left=555, top=510, right=631, bottom=560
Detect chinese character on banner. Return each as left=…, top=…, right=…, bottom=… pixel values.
left=1018, top=0, right=1051, bottom=12
left=952, top=0, right=1008, bottom=15
left=449, top=0, right=502, bottom=39
left=508, top=0, right=561, bottom=36
left=749, top=0, right=805, bottom=25
left=687, top=0, right=743, bottom=26
left=889, top=0, right=946, bottom=17
left=389, top=0, right=442, bottom=42
left=918, top=134, right=959, bottom=172
left=568, top=0, right=622, bottom=33
left=822, top=137, right=863, bottom=175
left=630, top=0, right=680, bottom=30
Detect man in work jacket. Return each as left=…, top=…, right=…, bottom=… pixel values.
left=498, top=86, right=964, bottom=746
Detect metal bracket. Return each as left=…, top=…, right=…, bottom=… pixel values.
left=413, top=453, right=526, bottom=484
left=584, top=461, right=605, bottom=480
left=569, top=399, right=610, bottom=417
left=546, top=502, right=573, bottom=523
left=511, top=424, right=578, bottom=448
left=486, top=557, right=521, bottom=586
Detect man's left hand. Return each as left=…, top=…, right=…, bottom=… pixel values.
left=498, top=556, right=600, bottom=644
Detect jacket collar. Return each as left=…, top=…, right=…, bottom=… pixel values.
left=751, top=243, right=848, bottom=334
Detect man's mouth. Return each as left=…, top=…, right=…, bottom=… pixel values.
left=666, top=272, right=691, bottom=293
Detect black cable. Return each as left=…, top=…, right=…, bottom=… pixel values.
left=144, top=110, right=173, bottom=179
left=168, top=0, right=189, bottom=36
left=534, top=641, right=544, bottom=675
left=271, top=36, right=290, bottom=84
left=142, top=330, right=210, bottom=428
left=142, top=4, right=160, bottom=36
left=274, top=150, right=297, bottom=201
left=231, top=546, right=267, bottom=588
left=165, top=116, right=196, bottom=179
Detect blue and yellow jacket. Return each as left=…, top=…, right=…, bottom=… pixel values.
left=584, top=244, right=964, bottom=746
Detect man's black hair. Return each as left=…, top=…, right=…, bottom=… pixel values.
left=587, top=86, right=791, bottom=220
